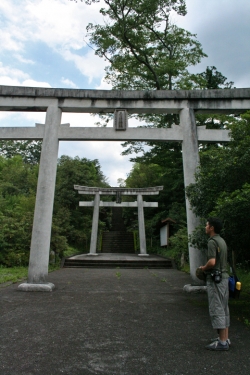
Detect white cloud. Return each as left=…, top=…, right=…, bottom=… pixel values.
left=95, top=77, right=112, bottom=90
left=0, top=76, right=21, bottom=86
left=0, top=62, right=29, bottom=83
left=22, top=79, right=51, bottom=88
left=0, top=111, right=46, bottom=127
left=62, top=49, right=107, bottom=83
left=174, top=0, right=250, bottom=88
left=0, top=61, right=51, bottom=87
left=0, top=0, right=107, bottom=83
left=58, top=140, right=133, bottom=186
left=61, top=77, right=78, bottom=88
left=14, top=54, right=35, bottom=65
left=61, top=113, right=96, bottom=127
left=0, top=30, right=23, bottom=52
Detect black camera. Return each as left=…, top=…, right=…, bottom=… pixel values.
left=210, top=270, right=222, bottom=284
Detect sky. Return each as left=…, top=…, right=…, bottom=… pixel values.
left=0, top=0, right=249, bottom=186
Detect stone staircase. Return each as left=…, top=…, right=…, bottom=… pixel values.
left=101, top=231, right=135, bottom=253
left=101, top=207, right=135, bottom=253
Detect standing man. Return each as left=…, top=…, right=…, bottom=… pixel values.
left=199, top=217, right=230, bottom=351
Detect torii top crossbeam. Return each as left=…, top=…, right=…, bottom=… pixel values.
left=74, top=185, right=163, bottom=195
left=1, top=85, right=250, bottom=114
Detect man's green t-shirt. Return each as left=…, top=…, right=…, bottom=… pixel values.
left=206, top=234, right=229, bottom=278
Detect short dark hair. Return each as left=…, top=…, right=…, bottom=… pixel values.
left=207, top=217, right=223, bottom=234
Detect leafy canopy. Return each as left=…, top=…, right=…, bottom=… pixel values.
left=187, top=112, right=250, bottom=261
left=85, top=0, right=206, bottom=90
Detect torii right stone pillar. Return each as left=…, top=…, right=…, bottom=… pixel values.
left=137, top=193, right=148, bottom=256
left=88, top=192, right=100, bottom=255
left=180, top=108, right=206, bottom=285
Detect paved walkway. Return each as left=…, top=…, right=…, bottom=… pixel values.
left=1, top=267, right=250, bottom=375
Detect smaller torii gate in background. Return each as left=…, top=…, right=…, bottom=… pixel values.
left=75, top=185, right=163, bottom=256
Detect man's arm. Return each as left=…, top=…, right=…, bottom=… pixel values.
left=200, top=258, right=216, bottom=272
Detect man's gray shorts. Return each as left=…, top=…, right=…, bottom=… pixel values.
left=207, top=277, right=230, bottom=329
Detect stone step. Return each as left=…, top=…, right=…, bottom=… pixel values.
left=102, top=231, right=134, bottom=253
left=63, top=258, right=173, bottom=269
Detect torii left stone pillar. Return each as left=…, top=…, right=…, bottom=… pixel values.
left=18, top=104, right=62, bottom=292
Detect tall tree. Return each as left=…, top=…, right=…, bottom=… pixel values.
left=0, top=140, right=42, bottom=164
left=186, top=112, right=250, bottom=262
left=83, top=1, right=238, bottom=257
left=0, top=153, right=110, bottom=265
left=85, top=0, right=206, bottom=90
left=179, top=65, right=234, bottom=90
left=53, top=156, right=109, bottom=251
left=0, top=155, right=38, bottom=266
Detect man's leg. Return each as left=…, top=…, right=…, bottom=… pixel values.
left=219, top=327, right=229, bottom=342
left=206, top=279, right=230, bottom=350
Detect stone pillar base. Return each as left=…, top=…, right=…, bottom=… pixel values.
left=183, top=284, right=207, bottom=294
left=138, top=254, right=149, bottom=257
left=87, top=253, right=99, bottom=256
left=18, top=282, right=55, bottom=292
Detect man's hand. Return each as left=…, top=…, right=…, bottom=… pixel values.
left=200, top=258, right=216, bottom=272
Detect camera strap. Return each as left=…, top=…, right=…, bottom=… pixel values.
left=210, top=238, right=222, bottom=273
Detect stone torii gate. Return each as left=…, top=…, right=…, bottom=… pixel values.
left=75, top=185, right=163, bottom=256
left=0, top=85, right=249, bottom=291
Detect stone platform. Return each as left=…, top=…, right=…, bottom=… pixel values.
left=62, top=252, right=174, bottom=269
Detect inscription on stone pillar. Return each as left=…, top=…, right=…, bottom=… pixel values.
left=114, top=109, right=128, bottom=131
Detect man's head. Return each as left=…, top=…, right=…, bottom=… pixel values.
left=206, top=217, right=223, bottom=236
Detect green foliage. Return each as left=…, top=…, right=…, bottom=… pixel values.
left=0, top=140, right=42, bottom=164
left=83, top=1, right=237, bottom=261
left=0, top=155, right=37, bottom=266
left=0, top=151, right=110, bottom=266
left=86, top=0, right=205, bottom=91
left=213, top=184, right=250, bottom=262
left=179, top=66, right=234, bottom=90
left=188, top=220, right=208, bottom=252
left=82, top=0, right=239, bottom=265
left=62, top=246, right=82, bottom=258
left=187, top=112, right=250, bottom=262
left=54, top=155, right=109, bottom=251
left=122, top=159, right=186, bottom=243
left=155, top=227, right=188, bottom=269
left=167, top=227, right=189, bottom=269
left=228, top=266, right=250, bottom=326
left=125, top=162, right=162, bottom=188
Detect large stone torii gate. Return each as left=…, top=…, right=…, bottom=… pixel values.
left=0, top=85, right=249, bottom=291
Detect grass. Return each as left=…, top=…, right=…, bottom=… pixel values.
left=115, top=271, right=121, bottom=279
left=228, top=268, right=250, bottom=327
left=0, top=266, right=28, bottom=284
left=62, top=246, right=83, bottom=258
left=0, top=264, right=60, bottom=285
